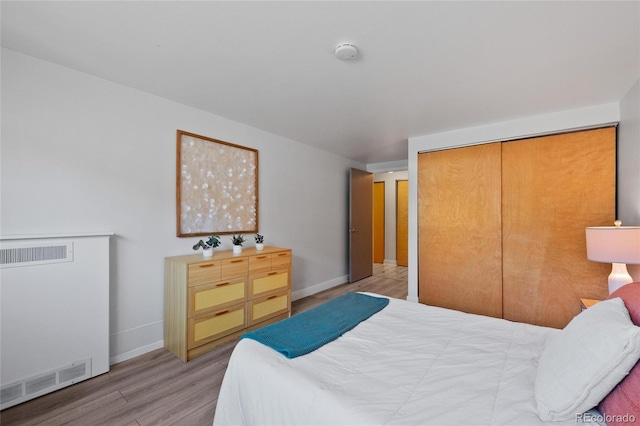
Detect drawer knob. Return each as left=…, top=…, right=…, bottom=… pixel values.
left=230, top=259, right=244, bottom=264
left=267, top=295, right=278, bottom=300
left=257, top=255, right=267, bottom=259
left=215, top=310, right=229, bottom=316
left=216, top=282, right=230, bottom=287
left=267, top=271, right=278, bottom=276
left=199, top=263, right=215, bottom=268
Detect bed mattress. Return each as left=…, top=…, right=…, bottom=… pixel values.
left=213, top=294, right=600, bottom=425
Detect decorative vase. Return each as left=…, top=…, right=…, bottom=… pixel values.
left=256, top=243, right=264, bottom=251
left=233, top=245, right=242, bottom=254
left=202, top=247, right=214, bottom=258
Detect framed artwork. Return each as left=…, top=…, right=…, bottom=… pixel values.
left=176, top=130, right=259, bottom=237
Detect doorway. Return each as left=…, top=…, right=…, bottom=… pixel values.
left=370, top=171, right=409, bottom=267
left=351, top=170, right=409, bottom=282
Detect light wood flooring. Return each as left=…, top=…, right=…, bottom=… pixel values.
left=1, top=264, right=407, bottom=426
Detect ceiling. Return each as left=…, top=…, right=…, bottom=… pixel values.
left=2, top=1, right=639, bottom=164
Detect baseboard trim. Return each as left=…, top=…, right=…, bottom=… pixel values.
left=383, top=259, right=397, bottom=265
left=110, top=340, right=164, bottom=365
left=291, top=275, right=349, bottom=301
left=109, top=319, right=164, bottom=365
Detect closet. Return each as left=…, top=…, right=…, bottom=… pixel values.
left=418, top=127, right=615, bottom=328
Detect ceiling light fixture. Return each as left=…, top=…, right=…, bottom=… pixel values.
left=335, top=43, right=359, bottom=61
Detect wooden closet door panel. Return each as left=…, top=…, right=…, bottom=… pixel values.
left=502, top=127, right=616, bottom=328
left=373, top=182, right=385, bottom=264
left=418, top=143, right=503, bottom=318
left=396, top=180, right=409, bottom=267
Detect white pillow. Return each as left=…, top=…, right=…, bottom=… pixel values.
left=535, top=297, right=640, bottom=421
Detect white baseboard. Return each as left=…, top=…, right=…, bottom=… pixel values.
left=110, top=340, right=164, bottom=365
left=291, top=275, right=349, bottom=301
left=406, top=295, right=419, bottom=303
left=383, top=259, right=397, bottom=265
left=109, top=320, right=164, bottom=365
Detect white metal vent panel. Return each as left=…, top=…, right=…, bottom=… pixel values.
left=0, top=240, right=73, bottom=268
left=0, top=383, right=23, bottom=405
left=0, top=359, right=91, bottom=410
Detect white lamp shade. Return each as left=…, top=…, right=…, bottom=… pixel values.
left=585, top=226, right=640, bottom=264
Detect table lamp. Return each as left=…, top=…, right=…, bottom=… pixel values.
left=586, top=220, right=640, bottom=293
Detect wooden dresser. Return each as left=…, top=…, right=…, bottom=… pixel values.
left=164, top=246, right=292, bottom=361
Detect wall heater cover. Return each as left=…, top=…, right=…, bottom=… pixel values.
left=0, top=233, right=111, bottom=410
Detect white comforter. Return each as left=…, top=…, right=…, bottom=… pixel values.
left=214, top=294, right=598, bottom=425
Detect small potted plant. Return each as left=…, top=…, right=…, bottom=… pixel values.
left=231, top=234, right=245, bottom=254
left=192, top=235, right=221, bottom=258
left=255, top=233, right=265, bottom=251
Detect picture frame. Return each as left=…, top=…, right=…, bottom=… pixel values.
left=176, top=130, right=259, bottom=237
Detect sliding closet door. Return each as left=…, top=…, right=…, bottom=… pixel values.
left=418, top=143, right=503, bottom=318
left=502, top=128, right=616, bottom=328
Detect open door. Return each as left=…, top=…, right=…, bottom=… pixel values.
left=349, top=168, right=373, bottom=282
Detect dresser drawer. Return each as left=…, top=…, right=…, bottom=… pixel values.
left=188, top=278, right=246, bottom=318
left=250, top=268, right=289, bottom=298
left=272, top=250, right=292, bottom=269
left=188, top=304, right=245, bottom=350
left=248, top=290, right=290, bottom=326
left=221, top=257, right=248, bottom=279
left=188, top=261, right=222, bottom=287
left=249, top=253, right=272, bottom=273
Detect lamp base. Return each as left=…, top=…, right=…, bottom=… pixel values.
left=608, top=263, right=633, bottom=294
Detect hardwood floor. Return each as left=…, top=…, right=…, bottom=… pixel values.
left=1, top=264, right=407, bottom=426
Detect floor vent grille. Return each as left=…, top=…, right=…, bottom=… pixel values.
left=25, top=373, right=56, bottom=396
left=0, top=359, right=91, bottom=410
left=0, top=383, right=23, bottom=405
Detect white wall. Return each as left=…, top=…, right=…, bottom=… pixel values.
left=618, top=78, right=640, bottom=280
left=372, top=171, right=408, bottom=264
left=406, top=102, right=625, bottom=302
left=1, top=48, right=361, bottom=363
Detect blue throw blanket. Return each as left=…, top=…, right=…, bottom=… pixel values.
left=242, top=292, right=389, bottom=358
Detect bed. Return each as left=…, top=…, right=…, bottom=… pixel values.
left=213, top=285, right=640, bottom=426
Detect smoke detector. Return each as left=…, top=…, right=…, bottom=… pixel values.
left=335, top=43, right=359, bottom=61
